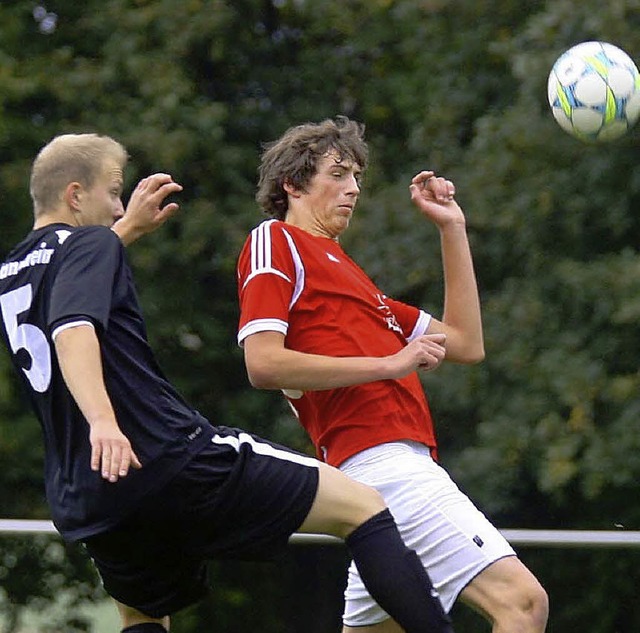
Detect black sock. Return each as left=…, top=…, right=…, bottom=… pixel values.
left=345, top=509, right=454, bottom=633
left=122, top=624, right=167, bottom=633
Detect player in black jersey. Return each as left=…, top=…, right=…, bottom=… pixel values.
left=0, top=133, right=454, bottom=633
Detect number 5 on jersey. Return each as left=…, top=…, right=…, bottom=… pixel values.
left=0, top=284, right=52, bottom=392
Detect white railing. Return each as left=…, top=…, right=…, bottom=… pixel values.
left=2, top=519, right=640, bottom=548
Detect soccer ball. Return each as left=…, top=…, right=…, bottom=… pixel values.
left=547, top=41, right=640, bottom=142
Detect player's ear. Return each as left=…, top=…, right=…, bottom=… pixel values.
left=64, top=182, right=84, bottom=212
left=283, top=180, right=301, bottom=197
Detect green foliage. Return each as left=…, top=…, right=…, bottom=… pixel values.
left=2, top=0, right=640, bottom=631
left=0, top=537, right=100, bottom=633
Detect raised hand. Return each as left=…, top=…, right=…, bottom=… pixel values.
left=114, top=172, right=183, bottom=245
left=409, top=170, right=465, bottom=228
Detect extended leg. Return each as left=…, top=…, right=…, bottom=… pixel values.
left=298, top=462, right=453, bottom=633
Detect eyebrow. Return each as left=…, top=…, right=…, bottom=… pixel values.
left=329, top=161, right=361, bottom=176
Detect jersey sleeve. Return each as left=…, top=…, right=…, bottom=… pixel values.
left=48, top=227, right=123, bottom=334
left=237, top=220, right=298, bottom=345
left=385, top=297, right=432, bottom=342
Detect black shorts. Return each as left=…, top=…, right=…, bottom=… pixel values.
left=83, top=426, right=319, bottom=618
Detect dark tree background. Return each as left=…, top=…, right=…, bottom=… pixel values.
left=1, top=1, right=640, bottom=631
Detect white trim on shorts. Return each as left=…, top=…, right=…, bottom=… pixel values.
left=340, top=440, right=516, bottom=627
left=211, top=432, right=319, bottom=468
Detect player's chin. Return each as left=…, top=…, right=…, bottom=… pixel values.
left=327, top=221, right=348, bottom=239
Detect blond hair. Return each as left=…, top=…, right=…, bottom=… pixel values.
left=30, top=133, right=128, bottom=216
left=256, top=116, right=368, bottom=220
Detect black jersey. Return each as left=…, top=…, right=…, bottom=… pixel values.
left=0, top=224, right=213, bottom=541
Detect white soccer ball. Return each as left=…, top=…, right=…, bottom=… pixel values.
left=547, top=41, right=640, bottom=142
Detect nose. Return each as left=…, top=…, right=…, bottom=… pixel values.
left=114, top=200, right=125, bottom=220
left=347, top=173, right=360, bottom=195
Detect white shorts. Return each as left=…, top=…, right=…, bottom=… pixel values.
left=340, top=441, right=515, bottom=627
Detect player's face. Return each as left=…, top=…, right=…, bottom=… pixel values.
left=77, top=159, right=125, bottom=227
left=291, top=152, right=361, bottom=239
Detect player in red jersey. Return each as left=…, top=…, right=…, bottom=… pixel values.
left=237, top=117, right=549, bottom=633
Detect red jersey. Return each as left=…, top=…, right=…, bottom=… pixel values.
left=237, top=219, right=437, bottom=467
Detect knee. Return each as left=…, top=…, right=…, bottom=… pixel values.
left=527, top=582, right=549, bottom=631
left=472, top=568, right=548, bottom=633
left=354, top=481, right=387, bottom=516
left=340, top=481, right=387, bottom=538
left=360, top=484, right=387, bottom=517
left=512, top=579, right=549, bottom=633
left=310, top=463, right=389, bottom=539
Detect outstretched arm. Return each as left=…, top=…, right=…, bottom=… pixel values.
left=112, top=173, right=183, bottom=246
left=54, top=324, right=141, bottom=482
left=409, top=171, right=484, bottom=364
left=243, top=330, right=446, bottom=391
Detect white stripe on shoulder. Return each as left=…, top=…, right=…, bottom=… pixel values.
left=406, top=310, right=432, bottom=342
left=51, top=320, right=94, bottom=341
left=211, top=431, right=319, bottom=468
left=244, top=220, right=292, bottom=290
left=245, top=221, right=306, bottom=309
left=250, top=219, right=277, bottom=273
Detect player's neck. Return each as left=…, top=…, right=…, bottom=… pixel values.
left=33, top=208, right=76, bottom=231
left=284, top=215, right=341, bottom=241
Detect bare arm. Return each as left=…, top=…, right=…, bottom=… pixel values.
left=409, top=171, right=484, bottom=364
left=243, top=330, right=446, bottom=391
left=112, top=173, right=183, bottom=246
left=54, top=324, right=141, bottom=482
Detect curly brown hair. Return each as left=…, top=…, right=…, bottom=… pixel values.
left=256, top=116, right=368, bottom=220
